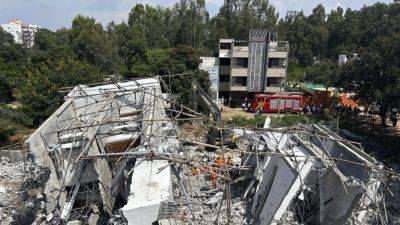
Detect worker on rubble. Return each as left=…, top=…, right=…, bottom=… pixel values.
left=227, top=155, right=234, bottom=166
left=239, top=150, right=245, bottom=159
left=211, top=169, right=218, bottom=189
left=231, top=133, right=239, bottom=142
left=191, top=167, right=200, bottom=176
left=215, top=155, right=224, bottom=169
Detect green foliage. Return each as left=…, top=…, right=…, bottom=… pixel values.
left=271, top=114, right=336, bottom=127
left=207, top=0, right=278, bottom=49
left=0, top=27, right=14, bottom=44
left=0, top=0, right=399, bottom=131
left=0, top=119, right=15, bottom=143
left=338, top=33, right=400, bottom=125
left=287, top=65, right=306, bottom=82
left=303, top=60, right=340, bottom=89
left=270, top=114, right=312, bottom=127
left=70, top=16, right=120, bottom=72
left=0, top=105, right=33, bottom=126
left=14, top=58, right=103, bottom=124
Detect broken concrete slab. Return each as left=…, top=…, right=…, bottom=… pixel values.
left=122, top=160, right=171, bottom=225
left=249, top=123, right=382, bottom=225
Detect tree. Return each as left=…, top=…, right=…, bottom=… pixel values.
left=14, top=58, right=103, bottom=124
left=307, top=5, right=328, bottom=58
left=70, top=15, right=120, bottom=72
left=128, top=4, right=171, bottom=48
left=173, top=0, right=210, bottom=48
left=209, top=0, right=278, bottom=42
left=303, top=61, right=340, bottom=90
left=339, top=34, right=400, bottom=126
left=0, top=27, right=14, bottom=44
left=277, top=11, right=313, bottom=67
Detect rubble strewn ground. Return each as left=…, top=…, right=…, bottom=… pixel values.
left=2, top=121, right=400, bottom=225
left=0, top=153, right=48, bottom=225
left=1, top=78, right=400, bottom=225
left=0, top=156, right=26, bottom=225
left=179, top=123, right=208, bottom=143
left=164, top=146, right=250, bottom=224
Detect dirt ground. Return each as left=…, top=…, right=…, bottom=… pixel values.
left=221, top=107, right=285, bottom=120
left=340, top=114, right=400, bottom=161
left=221, top=107, right=254, bottom=120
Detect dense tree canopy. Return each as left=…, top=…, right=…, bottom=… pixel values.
left=339, top=33, right=400, bottom=125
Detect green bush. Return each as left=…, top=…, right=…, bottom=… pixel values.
left=270, top=114, right=311, bottom=127
left=0, top=104, right=33, bottom=126
left=0, top=119, right=16, bottom=143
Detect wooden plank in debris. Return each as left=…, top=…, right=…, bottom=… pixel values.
left=103, top=134, right=140, bottom=153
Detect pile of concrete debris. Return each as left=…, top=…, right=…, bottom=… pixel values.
left=0, top=151, right=49, bottom=225
left=0, top=77, right=398, bottom=225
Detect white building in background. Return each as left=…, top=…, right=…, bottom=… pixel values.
left=199, top=57, right=220, bottom=103
left=338, top=54, right=348, bottom=66
left=1, top=19, right=40, bottom=48
left=1, top=19, right=23, bottom=44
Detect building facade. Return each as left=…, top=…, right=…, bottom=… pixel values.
left=217, top=29, right=289, bottom=106
left=1, top=19, right=39, bottom=48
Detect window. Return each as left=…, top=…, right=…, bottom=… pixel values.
left=220, top=75, right=230, bottom=82
left=220, top=43, right=232, bottom=50
left=235, top=58, right=248, bottom=68
left=267, top=77, right=282, bottom=87
left=220, top=58, right=231, bottom=66
left=268, top=58, right=280, bottom=68
left=232, top=77, right=247, bottom=86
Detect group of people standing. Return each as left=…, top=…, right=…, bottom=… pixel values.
left=302, top=104, right=324, bottom=115
left=390, top=108, right=398, bottom=127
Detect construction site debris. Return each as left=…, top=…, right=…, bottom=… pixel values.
left=1, top=77, right=398, bottom=225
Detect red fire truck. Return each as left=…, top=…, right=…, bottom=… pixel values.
left=250, top=94, right=303, bottom=113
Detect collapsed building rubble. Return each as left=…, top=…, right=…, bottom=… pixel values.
left=25, top=78, right=181, bottom=224
left=0, top=148, right=49, bottom=225
left=1, top=76, right=398, bottom=225
left=246, top=124, right=383, bottom=225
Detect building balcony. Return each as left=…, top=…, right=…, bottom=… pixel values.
left=219, top=49, right=232, bottom=58
left=231, top=68, right=247, bottom=77
left=268, top=51, right=288, bottom=58
left=268, top=41, right=289, bottom=52
left=266, top=68, right=286, bottom=77
left=230, top=85, right=247, bottom=91
left=232, top=46, right=249, bottom=57
left=265, top=86, right=283, bottom=93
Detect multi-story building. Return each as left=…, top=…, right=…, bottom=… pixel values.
left=217, top=29, right=289, bottom=106
left=1, top=19, right=39, bottom=48
left=1, top=19, right=23, bottom=44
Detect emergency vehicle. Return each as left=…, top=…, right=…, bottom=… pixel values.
left=250, top=94, right=303, bottom=113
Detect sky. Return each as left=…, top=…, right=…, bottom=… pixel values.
left=0, top=0, right=393, bottom=30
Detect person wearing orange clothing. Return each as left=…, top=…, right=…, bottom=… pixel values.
left=215, top=155, right=224, bottom=169
left=227, top=155, right=234, bottom=166
left=211, top=169, right=218, bottom=189
left=191, top=167, right=200, bottom=176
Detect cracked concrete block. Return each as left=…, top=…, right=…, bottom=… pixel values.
left=66, top=220, right=82, bottom=225
left=46, top=213, right=53, bottom=222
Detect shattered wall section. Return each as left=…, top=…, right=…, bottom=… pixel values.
left=25, top=78, right=165, bottom=223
